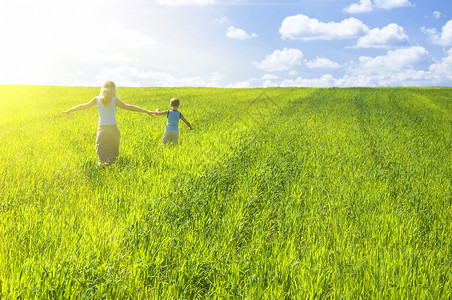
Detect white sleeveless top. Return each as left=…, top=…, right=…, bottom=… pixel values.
left=97, top=96, right=116, bottom=125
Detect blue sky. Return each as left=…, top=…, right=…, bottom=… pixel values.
left=0, top=0, right=451, bottom=87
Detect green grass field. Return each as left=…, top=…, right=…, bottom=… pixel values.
left=0, top=85, right=451, bottom=298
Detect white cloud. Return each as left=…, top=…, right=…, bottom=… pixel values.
left=281, top=74, right=337, bottom=88
left=355, top=23, right=408, bottom=48
left=259, top=47, right=452, bottom=88
left=255, top=48, right=304, bottom=72
left=226, top=26, right=257, bottom=40
left=429, top=49, right=452, bottom=81
left=433, top=11, right=441, bottom=19
left=226, top=78, right=258, bottom=88
left=424, top=20, right=452, bottom=46
left=334, top=74, right=374, bottom=87
left=267, top=46, right=432, bottom=88
left=344, top=0, right=373, bottom=13
left=335, top=46, right=431, bottom=86
left=207, top=72, right=228, bottom=87
left=289, top=70, right=298, bottom=76
left=344, top=0, right=413, bottom=13
left=422, top=27, right=438, bottom=37
left=262, top=74, right=279, bottom=80
left=373, top=0, right=413, bottom=10
left=305, top=57, right=341, bottom=69
left=280, top=14, right=369, bottom=41
left=263, top=80, right=278, bottom=88
left=354, top=47, right=428, bottom=74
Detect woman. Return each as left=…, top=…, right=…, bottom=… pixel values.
left=62, top=80, right=154, bottom=166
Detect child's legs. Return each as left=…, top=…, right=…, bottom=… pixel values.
left=162, top=130, right=179, bottom=146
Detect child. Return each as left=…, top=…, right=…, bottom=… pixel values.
left=155, top=97, right=193, bottom=146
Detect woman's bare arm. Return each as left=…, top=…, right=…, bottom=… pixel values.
left=61, top=97, right=97, bottom=114
left=154, top=108, right=169, bottom=116
left=116, top=98, right=154, bottom=115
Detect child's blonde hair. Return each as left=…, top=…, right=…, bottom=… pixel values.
left=170, top=97, right=180, bottom=108
left=99, top=80, right=120, bottom=107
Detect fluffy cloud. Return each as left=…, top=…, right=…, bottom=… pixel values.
left=226, top=78, right=258, bottom=88
left=334, top=47, right=430, bottom=86
left=226, top=26, right=257, bottom=40
left=344, top=0, right=373, bottom=13
left=373, top=0, right=412, bottom=9
left=280, top=74, right=337, bottom=88
left=280, top=14, right=409, bottom=48
left=255, top=48, right=304, bottom=71
left=353, top=47, right=428, bottom=74
left=280, top=14, right=369, bottom=40
left=305, top=57, right=341, bottom=69
left=256, top=46, right=436, bottom=88
left=429, top=49, right=452, bottom=81
left=207, top=72, right=228, bottom=87
left=424, top=20, right=452, bottom=46
left=262, top=74, right=279, bottom=80
left=344, top=0, right=413, bottom=13
left=263, top=80, right=278, bottom=88
left=355, top=23, right=408, bottom=48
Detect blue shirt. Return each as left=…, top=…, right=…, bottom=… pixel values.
left=166, top=110, right=181, bottom=131
left=97, top=96, right=116, bottom=125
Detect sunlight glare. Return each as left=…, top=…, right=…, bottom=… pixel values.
left=0, top=0, right=145, bottom=84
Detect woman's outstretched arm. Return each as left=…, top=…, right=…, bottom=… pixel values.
left=154, top=108, right=169, bottom=116
left=116, top=98, right=154, bottom=116
left=61, top=97, right=97, bottom=114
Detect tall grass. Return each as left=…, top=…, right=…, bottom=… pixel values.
left=0, top=85, right=451, bottom=298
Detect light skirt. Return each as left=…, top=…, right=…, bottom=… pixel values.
left=96, top=124, right=120, bottom=164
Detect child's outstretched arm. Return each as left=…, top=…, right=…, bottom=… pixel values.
left=180, top=114, right=193, bottom=130
left=61, top=97, right=97, bottom=114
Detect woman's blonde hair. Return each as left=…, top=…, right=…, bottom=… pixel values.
left=99, top=80, right=119, bottom=107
